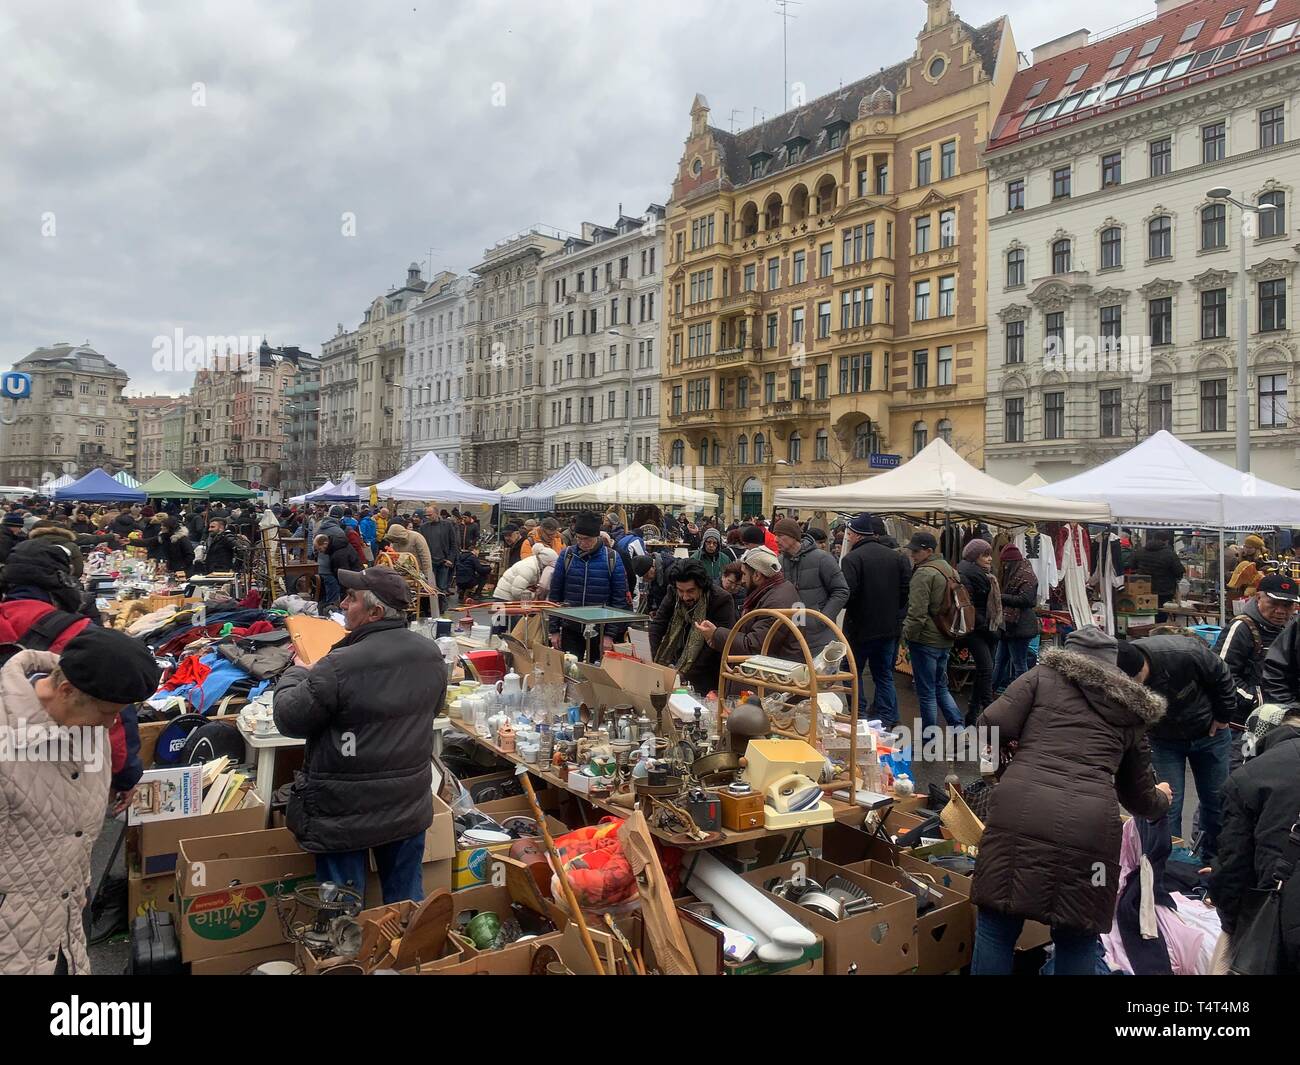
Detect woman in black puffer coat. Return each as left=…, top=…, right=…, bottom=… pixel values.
left=957, top=538, right=1001, bottom=725
left=993, top=544, right=1038, bottom=692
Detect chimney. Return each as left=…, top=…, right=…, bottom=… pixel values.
left=1032, top=28, right=1091, bottom=65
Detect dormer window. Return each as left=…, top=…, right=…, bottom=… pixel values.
left=785, top=136, right=809, bottom=162
left=825, top=121, right=849, bottom=150
left=749, top=151, right=772, bottom=179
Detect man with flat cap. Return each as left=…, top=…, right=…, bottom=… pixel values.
left=0, top=626, right=161, bottom=974
left=273, top=567, right=444, bottom=905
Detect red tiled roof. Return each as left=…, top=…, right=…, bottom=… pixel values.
left=989, top=0, right=1300, bottom=151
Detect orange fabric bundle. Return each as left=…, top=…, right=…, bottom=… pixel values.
left=551, top=818, right=638, bottom=912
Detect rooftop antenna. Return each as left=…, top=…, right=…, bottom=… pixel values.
left=774, top=0, right=801, bottom=110
left=729, top=107, right=742, bottom=133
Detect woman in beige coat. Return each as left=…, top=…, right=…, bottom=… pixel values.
left=385, top=523, right=433, bottom=582
left=1, top=629, right=160, bottom=974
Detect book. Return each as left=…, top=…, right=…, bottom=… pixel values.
left=128, top=765, right=204, bottom=825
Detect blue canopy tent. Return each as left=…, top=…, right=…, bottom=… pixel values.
left=306, top=475, right=363, bottom=502
left=53, top=468, right=148, bottom=504
left=501, top=459, right=600, bottom=512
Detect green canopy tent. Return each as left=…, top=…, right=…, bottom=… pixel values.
left=198, top=475, right=257, bottom=500
left=139, top=470, right=208, bottom=499
left=192, top=473, right=220, bottom=490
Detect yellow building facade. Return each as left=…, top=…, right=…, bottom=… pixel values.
left=660, top=0, right=1015, bottom=518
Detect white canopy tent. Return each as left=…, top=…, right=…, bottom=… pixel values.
left=1017, top=472, right=1049, bottom=490
left=290, top=479, right=335, bottom=505
left=496, top=480, right=522, bottom=495
left=1034, top=430, right=1300, bottom=528
left=552, top=463, right=719, bottom=509
left=375, top=451, right=501, bottom=504
left=773, top=438, right=1111, bottom=525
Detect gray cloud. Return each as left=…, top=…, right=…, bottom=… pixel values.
left=1, top=0, right=1138, bottom=394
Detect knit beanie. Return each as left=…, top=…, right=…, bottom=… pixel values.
left=963, top=538, right=993, bottom=562
left=1115, top=641, right=1148, bottom=678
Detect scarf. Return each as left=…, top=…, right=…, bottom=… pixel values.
left=654, top=590, right=709, bottom=678
left=986, top=571, right=1004, bottom=632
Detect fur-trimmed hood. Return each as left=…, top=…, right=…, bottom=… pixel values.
left=27, top=524, right=75, bottom=544
left=1038, top=647, right=1166, bottom=727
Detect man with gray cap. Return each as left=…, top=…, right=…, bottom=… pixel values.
left=1, top=627, right=161, bottom=974
left=840, top=512, right=911, bottom=726
left=274, top=567, right=443, bottom=905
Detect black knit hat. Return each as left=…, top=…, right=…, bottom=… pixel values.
left=1115, top=641, right=1148, bottom=678
left=59, top=626, right=161, bottom=704
left=574, top=512, right=601, bottom=537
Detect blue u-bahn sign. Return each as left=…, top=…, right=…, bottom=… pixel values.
left=1, top=372, right=32, bottom=400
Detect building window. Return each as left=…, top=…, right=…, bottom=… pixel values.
left=1045, top=312, right=1065, bottom=356
left=792, top=250, right=806, bottom=284
left=670, top=439, right=685, bottom=465
left=1149, top=215, right=1172, bottom=259
left=1149, top=383, right=1173, bottom=432
left=817, top=301, right=831, bottom=339
left=1150, top=137, right=1171, bottom=177
left=788, top=432, right=801, bottom=463
left=916, top=148, right=932, bottom=186
left=853, top=421, right=875, bottom=459
left=671, top=385, right=682, bottom=416
left=940, top=140, right=956, bottom=180
left=1260, top=373, right=1289, bottom=427
left=1260, top=279, right=1287, bottom=331
left=814, top=428, right=829, bottom=460
left=1052, top=167, right=1071, bottom=199
left=912, top=420, right=929, bottom=453
left=1099, top=388, right=1122, bottom=437
left=912, top=350, right=928, bottom=389
left=736, top=435, right=748, bottom=464
left=737, top=376, right=749, bottom=407
left=1101, top=152, right=1122, bottom=187
left=1008, top=178, right=1025, bottom=211
left=1004, top=399, right=1024, bottom=443
left=764, top=372, right=776, bottom=404
left=1101, top=305, right=1122, bottom=352
left=1201, top=203, right=1227, bottom=249
left=937, top=345, right=953, bottom=386
left=765, top=313, right=778, bottom=349
left=939, top=209, right=956, bottom=248
left=1260, top=105, right=1285, bottom=149
left=1044, top=391, right=1065, bottom=439
left=1100, top=226, right=1122, bottom=269
left=1260, top=190, right=1285, bottom=238
left=819, top=243, right=832, bottom=277
left=1202, top=121, right=1226, bottom=163
left=767, top=257, right=780, bottom=290
left=1202, top=288, right=1227, bottom=338
left=1150, top=297, right=1173, bottom=346
left=1007, top=248, right=1025, bottom=286
left=754, top=433, right=766, bottom=463
left=914, top=280, right=931, bottom=321
left=915, top=215, right=931, bottom=253
left=1006, top=320, right=1025, bottom=363
left=743, top=264, right=756, bottom=291
left=1201, top=378, right=1228, bottom=431
left=791, top=307, right=805, bottom=345
left=815, top=362, right=829, bottom=399
left=875, top=163, right=888, bottom=195
left=1052, top=238, right=1072, bottom=274
left=938, top=275, right=955, bottom=317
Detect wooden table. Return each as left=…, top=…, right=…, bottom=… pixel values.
left=446, top=715, right=864, bottom=851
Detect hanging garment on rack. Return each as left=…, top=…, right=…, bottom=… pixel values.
left=1058, top=523, right=1095, bottom=632
left=1094, top=531, right=1124, bottom=637
left=1015, top=531, right=1060, bottom=607
left=940, top=522, right=963, bottom=566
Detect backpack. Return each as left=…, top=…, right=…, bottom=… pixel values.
left=560, top=544, right=624, bottom=604
left=922, top=561, right=975, bottom=638
left=0, top=608, right=85, bottom=667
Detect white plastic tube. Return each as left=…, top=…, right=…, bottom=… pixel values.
left=692, top=852, right=816, bottom=948
left=690, top=882, right=803, bottom=964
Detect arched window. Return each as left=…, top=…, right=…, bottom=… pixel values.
left=938, top=418, right=953, bottom=445
left=788, top=432, right=802, bottom=463
left=754, top=433, right=766, bottom=463
left=815, top=428, right=829, bottom=460
left=1201, top=203, right=1226, bottom=249
left=1148, top=215, right=1171, bottom=259
left=669, top=439, right=685, bottom=466
left=1100, top=226, right=1122, bottom=269
left=853, top=421, right=875, bottom=459
left=1260, top=190, right=1286, bottom=238
left=699, top=439, right=710, bottom=467
left=737, top=434, right=749, bottom=464
left=912, top=420, right=928, bottom=454
left=1052, top=239, right=1072, bottom=274
left=1006, top=248, right=1025, bottom=286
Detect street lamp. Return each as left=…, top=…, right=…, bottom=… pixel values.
left=1206, top=187, right=1279, bottom=473
left=608, top=328, right=648, bottom=466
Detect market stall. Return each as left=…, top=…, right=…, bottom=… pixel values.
left=114, top=470, right=142, bottom=489
left=53, top=467, right=147, bottom=504
left=140, top=470, right=208, bottom=499
left=501, top=458, right=600, bottom=513
left=375, top=451, right=501, bottom=505
left=305, top=475, right=364, bottom=502
left=552, top=462, right=719, bottom=511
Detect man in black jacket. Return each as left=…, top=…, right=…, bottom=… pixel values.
left=199, top=517, right=238, bottom=573
left=419, top=507, right=460, bottom=608
left=1131, top=532, right=1185, bottom=621
left=1259, top=604, right=1300, bottom=709
left=839, top=512, right=910, bottom=726
left=648, top=559, right=736, bottom=695
left=273, top=567, right=442, bottom=905
left=1119, top=635, right=1237, bottom=865
left=1216, top=573, right=1299, bottom=727
left=1210, top=705, right=1300, bottom=961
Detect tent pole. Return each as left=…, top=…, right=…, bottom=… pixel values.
left=1219, top=530, right=1225, bottom=628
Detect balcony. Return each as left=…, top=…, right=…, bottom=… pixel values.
left=831, top=321, right=894, bottom=347
left=682, top=297, right=722, bottom=322
left=834, top=258, right=895, bottom=284
left=721, top=290, right=761, bottom=312
left=761, top=398, right=810, bottom=418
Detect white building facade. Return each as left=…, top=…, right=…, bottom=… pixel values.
left=538, top=207, right=665, bottom=474
left=985, top=0, right=1300, bottom=486
left=404, top=273, right=474, bottom=473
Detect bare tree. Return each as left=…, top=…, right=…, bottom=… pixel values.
left=373, top=444, right=405, bottom=482
left=314, top=440, right=357, bottom=482
left=804, top=433, right=861, bottom=488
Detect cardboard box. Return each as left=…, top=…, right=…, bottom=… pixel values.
left=296, top=897, right=468, bottom=974
left=174, top=827, right=316, bottom=963
left=451, top=813, right=567, bottom=891
left=669, top=902, right=825, bottom=975
left=363, top=858, right=454, bottom=908
left=1117, top=593, right=1159, bottom=613
left=130, top=792, right=268, bottom=877
left=189, top=942, right=296, bottom=975
left=1123, top=576, right=1153, bottom=596
left=741, top=857, right=917, bottom=975
left=127, top=862, right=180, bottom=921
left=573, top=655, right=676, bottom=719
left=853, top=858, right=972, bottom=975
left=431, top=925, right=617, bottom=975
left=883, top=808, right=951, bottom=848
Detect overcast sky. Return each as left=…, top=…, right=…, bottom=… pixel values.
left=3, top=0, right=1142, bottom=395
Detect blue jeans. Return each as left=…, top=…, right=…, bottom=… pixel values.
left=971, top=907, right=1100, bottom=975
left=1149, top=728, right=1231, bottom=864
left=853, top=636, right=899, bottom=726
left=908, top=642, right=964, bottom=729
left=319, top=574, right=340, bottom=608
left=314, top=833, right=426, bottom=907
left=993, top=635, right=1031, bottom=691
